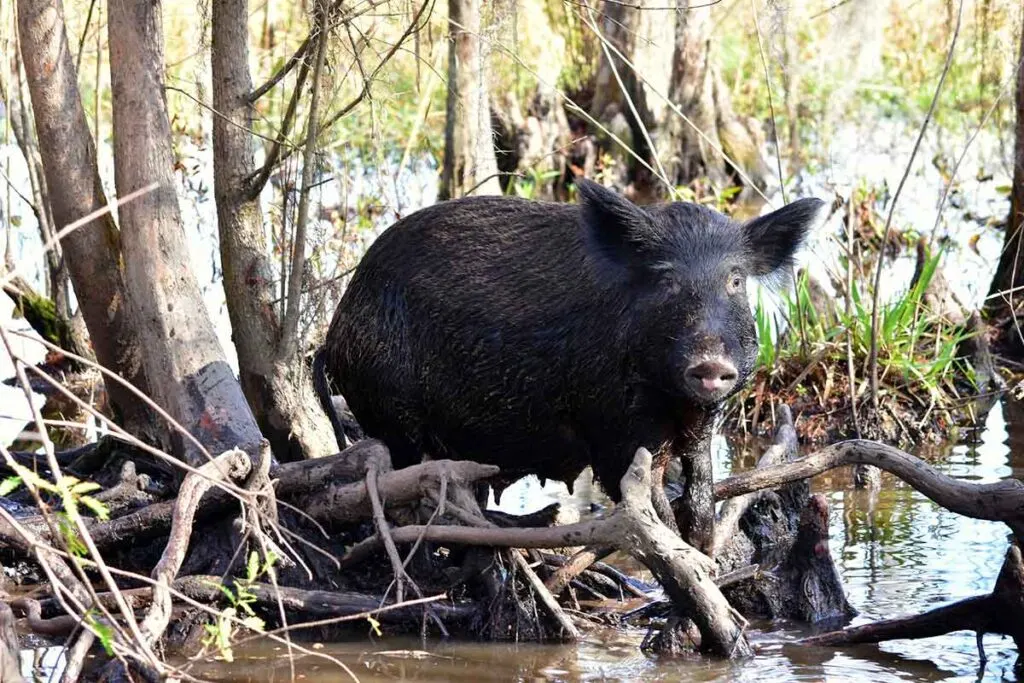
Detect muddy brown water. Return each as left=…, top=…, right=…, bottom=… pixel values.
left=76, top=398, right=1014, bottom=682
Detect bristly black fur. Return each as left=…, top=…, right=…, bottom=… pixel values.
left=314, top=182, right=822, bottom=544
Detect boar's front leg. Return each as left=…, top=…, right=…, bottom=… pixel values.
left=671, top=422, right=716, bottom=554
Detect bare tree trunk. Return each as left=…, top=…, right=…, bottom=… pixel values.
left=438, top=0, right=501, bottom=199
left=660, top=1, right=768, bottom=192
left=17, top=0, right=154, bottom=435
left=211, top=0, right=336, bottom=460
left=587, top=0, right=658, bottom=196
left=0, top=66, right=92, bottom=364
left=986, top=14, right=1024, bottom=323
left=0, top=64, right=56, bottom=297
left=107, top=0, right=262, bottom=463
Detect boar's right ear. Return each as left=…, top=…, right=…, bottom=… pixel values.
left=743, top=197, right=826, bottom=277
left=576, top=178, right=657, bottom=267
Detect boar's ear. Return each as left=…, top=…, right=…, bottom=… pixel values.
left=743, top=197, right=825, bottom=276
left=576, top=178, right=658, bottom=266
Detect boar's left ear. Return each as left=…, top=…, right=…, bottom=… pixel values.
left=576, top=178, right=658, bottom=267
left=743, top=197, right=826, bottom=276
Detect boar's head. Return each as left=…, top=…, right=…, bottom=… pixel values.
left=577, top=178, right=824, bottom=406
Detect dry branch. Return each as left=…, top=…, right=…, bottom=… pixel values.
left=544, top=545, right=615, bottom=597
left=510, top=550, right=581, bottom=641
left=289, top=458, right=499, bottom=526
left=139, top=448, right=252, bottom=646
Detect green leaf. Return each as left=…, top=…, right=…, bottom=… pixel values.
left=241, top=615, right=265, bottom=632
left=70, top=481, right=102, bottom=495
left=0, top=476, right=22, bottom=497
left=57, top=515, right=87, bottom=556
left=367, top=615, right=382, bottom=636
left=247, top=551, right=259, bottom=582
left=91, top=620, right=115, bottom=656
left=79, top=495, right=110, bottom=521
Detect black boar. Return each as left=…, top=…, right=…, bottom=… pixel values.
left=315, top=179, right=822, bottom=550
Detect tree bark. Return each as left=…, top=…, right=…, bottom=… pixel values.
left=211, top=0, right=337, bottom=460
left=107, top=0, right=263, bottom=463
left=986, top=12, right=1024, bottom=322
left=438, top=0, right=501, bottom=199
left=16, top=0, right=153, bottom=435
left=587, top=0, right=658, bottom=196
left=659, top=1, right=768, bottom=192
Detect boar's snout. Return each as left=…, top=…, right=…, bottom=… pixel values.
left=683, top=357, right=739, bottom=401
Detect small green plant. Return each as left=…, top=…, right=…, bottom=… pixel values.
left=739, top=243, right=976, bottom=441
left=508, top=168, right=562, bottom=199
left=201, top=550, right=275, bottom=662
left=0, top=467, right=110, bottom=555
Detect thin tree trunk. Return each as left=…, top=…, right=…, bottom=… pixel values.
left=211, top=0, right=336, bottom=460
left=986, top=15, right=1024, bottom=321
left=1, top=65, right=91, bottom=363
left=438, top=0, right=501, bottom=199
left=107, top=0, right=262, bottom=463
left=587, top=0, right=658, bottom=196
left=16, top=0, right=153, bottom=435
left=661, top=2, right=723, bottom=187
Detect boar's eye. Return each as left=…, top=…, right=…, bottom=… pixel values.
left=726, top=272, right=744, bottom=295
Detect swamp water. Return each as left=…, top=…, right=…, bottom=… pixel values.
left=158, top=398, right=1021, bottom=683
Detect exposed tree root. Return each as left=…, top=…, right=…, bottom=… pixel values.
left=342, top=447, right=749, bottom=656
left=709, top=405, right=799, bottom=558
left=801, top=544, right=1023, bottom=656
left=6, top=414, right=1024, bottom=672
left=139, top=448, right=252, bottom=646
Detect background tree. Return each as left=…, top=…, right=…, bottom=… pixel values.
left=106, top=0, right=264, bottom=462
left=439, top=0, right=502, bottom=199
left=211, top=0, right=337, bottom=461
left=16, top=0, right=155, bottom=438
left=986, top=10, right=1024, bottom=329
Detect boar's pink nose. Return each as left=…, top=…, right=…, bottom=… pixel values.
left=684, top=358, right=739, bottom=399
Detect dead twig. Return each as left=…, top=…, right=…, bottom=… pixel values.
left=139, top=448, right=252, bottom=646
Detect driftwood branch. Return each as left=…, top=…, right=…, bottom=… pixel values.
left=801, top=544, right=1023, bottom=653
left=715, top=440, right=1024, bottom=536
